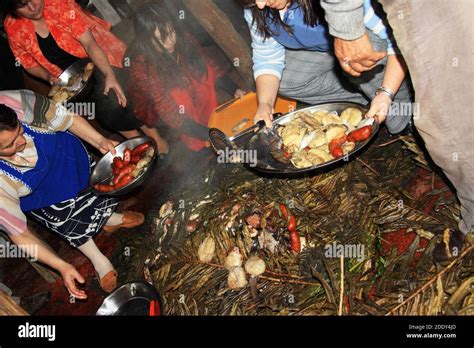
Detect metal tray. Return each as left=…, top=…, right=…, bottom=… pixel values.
left=89, top=136, right=157, bottom=196
left=244, top=102, right=379, bottom=174
left=96, top=282, right=162, bottom=316
left=55, top=59, right=95, bottom=103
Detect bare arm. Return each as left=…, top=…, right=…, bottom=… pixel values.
left=366, top=55, right=408, bottom=123
left=254, top=74, right=280, bottom=128
left=25, top=66, right=59, bottom=85
left=10, top=228, right=87, bottom=299
left=68, top=114, right=118, bottom=155
left=79, top=30, right=127, bottom=107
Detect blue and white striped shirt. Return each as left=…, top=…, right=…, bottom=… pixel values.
left=245, top=0, right=397, bottom=80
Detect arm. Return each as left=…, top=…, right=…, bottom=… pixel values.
left=6, top=34, right=59, bottom=84
left=79, top=30, right=127, bottom=107
left=16, top=90, right=117, bottom=154
left=9, top=227, right=87, bottom=299
left=0, top=188, right=86, bottom=299
left=366, top=54, right=408, bottom=123
left=244, top=9, right=285, bottom=127
left=25, top=67, right=59, bottom=85
left=215, top=75, right=246, bottom=100
left=68, top=114, right=118, bottom=155
left=255, top=75, right=280, bottom=128
left=321, top=0, right=386, bottom=76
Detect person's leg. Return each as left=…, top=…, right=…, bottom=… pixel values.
left=380, top=0, right=474, bottom=246
left=77, top=239, right=114, bottom=279
left=279, top=49, right=368, bottom=105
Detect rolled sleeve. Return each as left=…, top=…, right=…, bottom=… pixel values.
left=7, top=38, right=39, bottom=70
left=18, top=90, right=74, bottom=132
left=244, top=10, right=286, bottom=81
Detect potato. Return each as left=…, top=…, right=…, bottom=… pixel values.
left=308, top=148, right=333, bottom=162
left=137, top=156, right=153, bottom=169
left=308, top=132, right=326, bottom=148
left=146, top=147, right=155, bottom=158
left=341, top=108, right=363, bottom=127
left=342, top=142, right=356, bottom=155
left=321, top=113, right=344, bottom=126
left=49, top=85, right=60, bottom=97
left=325, top=125, right=347, bottom=143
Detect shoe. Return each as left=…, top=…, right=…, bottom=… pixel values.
left=96, top=270, right=118, bottom=293
left=433, top=229, right=465, bottom=265
left=103, top=211, right=145, bottom=233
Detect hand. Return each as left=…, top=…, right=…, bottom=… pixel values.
left=366, top=93, right=392, bottom=124
left=334, top=33, right=387, bottom=77
left=104, top=73, right=127, bottom=107
left=234, top=89, right=247, bottom=101
left=97, top=137, right=119, bottom=155
left=254, top=102, right=274, bottom=128
left=48, top=75, right=60, bottom=86
left=58, top=263, right=87, bottom=300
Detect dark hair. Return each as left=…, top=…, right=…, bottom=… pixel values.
left=243, top=0, right=324, bottom=39
left=1, top=0, right=28, bottom=18
left=0, top=104, right=19, bottom=132
left=126, top=3, right=208, bottom=89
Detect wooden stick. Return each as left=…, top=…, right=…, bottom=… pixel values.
left=376, top=138, right=400, bottom=147
left=385, top=245, right=474, bottom=315
left=356, top=158, right=380, bottom=177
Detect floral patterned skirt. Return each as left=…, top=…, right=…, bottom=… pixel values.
left=27, top=191, right=118, bottom=248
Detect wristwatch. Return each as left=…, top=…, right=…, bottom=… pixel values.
left=375, top=86, right=395, bottom=100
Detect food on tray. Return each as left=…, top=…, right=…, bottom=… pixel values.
left=341, top=107, right=363, bottom=127
left=48, top=62, right=94, bottom=103
left=94, top=142, right=154, bottom=193
left=276, top=108, right=373, bottom=169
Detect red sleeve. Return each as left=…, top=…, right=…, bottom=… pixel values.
left=130, top=58, right=185, bottom=129
left=4, top=19, right=39, bottom=70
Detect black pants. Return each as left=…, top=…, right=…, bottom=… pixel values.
left=89, top=67, right=143, bottom=132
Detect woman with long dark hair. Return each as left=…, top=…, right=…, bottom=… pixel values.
left=127, top=3, right=245, bottom=153
left=245, top=0, right=413, bottom=134
left=1, top=0, right=163, bottom=147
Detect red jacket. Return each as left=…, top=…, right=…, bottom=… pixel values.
left=4, top=0, right=126, bottom=77
left=129, top=39, right=224, bottom=152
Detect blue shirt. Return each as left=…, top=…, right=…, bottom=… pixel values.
left=265, top=1, right=331, bottom=51
left=245, top=0, right=397, bottom=80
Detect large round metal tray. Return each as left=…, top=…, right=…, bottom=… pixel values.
left=245, top=102, right=379, bottom=174
left=55, top=59, right=95, bottom=103
left=90, top=136, right=157, bottom=196
left=96, top=282, right=162, bottom=316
